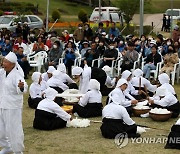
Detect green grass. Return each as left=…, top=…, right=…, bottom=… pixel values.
left=112, top=0, right=180, bottom=14
left=17, top=73, right=180, bottom=154
left=13, top=0, right=93, bottom=21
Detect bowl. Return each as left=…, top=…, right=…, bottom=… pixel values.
left=133, top=107, right=151, bottom=117
left=61, top=105, right=73, bottom=113
left=149, top=112, right=172, bottom=121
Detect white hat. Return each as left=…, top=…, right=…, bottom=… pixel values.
left=44, top=87, right=58, bottom=101
left=102, top=32, right=106, bottom=35
left=158, top=73, right=170, bottom=84
left=116, top=78, right=128, bottom=88
left=150, top=40, right=157, bottom=45
left=102, top=65, right=111, bottom=73
left=57, top=63, right=66, bottom=73
left=133, top=69, right=143, bottom=77
left=52, top=70, right=60, bottom=78
left=69, top=34, right=73, bottom=37
left=31, top=72, right=41, bottom=84
left=72, top=67, right=83, bottom=76
left=5, top=52, right=17, bottom=63
left=121, top=70, right=132, bottom=80
left=47, top=66, right=56, bottom=73
left=89, top=79, right=100, bottom=90
left=156, top=87, right=167, bottom=96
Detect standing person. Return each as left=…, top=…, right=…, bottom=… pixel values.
left=0, top=52, right=28, bottom=154
left=165, top=15, right=171, bottom=32
left=22, top=22, right=30, bottom=43
left=108, top=22, right=120, bottom=38
left=161, top=14, right=167, bottom=32
left=73, top=23, right=84, bottom=42
left=84, top=23, right=93, bottom=41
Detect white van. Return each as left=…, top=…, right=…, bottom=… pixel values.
left=89, top=7, right=123, bottom=23
left=165, top=9, right=180, bottom=20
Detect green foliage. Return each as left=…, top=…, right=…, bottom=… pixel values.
left=52, top=10, right=61, bottom=22
left=177, top=21, right=180, bottom=27
left=0, top=2, right=36, bottom=14
left=78, top=9, right=88, bottom=23
left=0, top=10, right=3, bottom=16
left=115, top=0, right=140, bottom=25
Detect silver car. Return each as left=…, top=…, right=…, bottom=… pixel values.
left=0, top=15, right=43, bottom=32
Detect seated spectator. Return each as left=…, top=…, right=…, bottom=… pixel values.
left=62, top=30, right=70, bottom=43
left=143, top=44, right=161, bottom=79
left=84, top=42, right=99, bottom=67
left=62, top=41, right=77, bottom=76
left=0, top=37, right=12, bottom=56
left=32, top=37, right=45, bottom=53
left=96, top=40, right=106, bottom=57
left=16, top=47, right=30, bottom=79
left=44, top=40, right=63, bottom=71
left=80, top=41, right=90, bottom=58
left=100, top=40, right=118, bottom=68
left=121, top=41, right=139, bottom=72
left=160, top=45, right=179, bottom=76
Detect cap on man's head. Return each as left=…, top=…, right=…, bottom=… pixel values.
left=5, top=52, right=17, bottom=63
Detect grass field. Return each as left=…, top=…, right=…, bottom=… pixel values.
left=12, top=0, right=180, bottom=22
left=16, top=73, right=180, bottom=154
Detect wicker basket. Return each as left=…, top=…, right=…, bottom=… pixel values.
left=133, top=108, right=151, bottom=117
left=149, top=112, right=172, bottom=122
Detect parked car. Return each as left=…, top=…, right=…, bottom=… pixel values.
left=0, top=15, right=43, bottom=32
left=89, top=7, right=123, bottom=24
left=165, top=9, right=180, bottom=20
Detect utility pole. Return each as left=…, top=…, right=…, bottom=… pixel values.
left=99, top=0, right=101, bottom=23
left=140, top=0, right=144, bottom=36
left=89, top=0, right=92, bottom=6
left=46, top=0, right=49, bottom=32
left=170, top=0, right=173, bottom=38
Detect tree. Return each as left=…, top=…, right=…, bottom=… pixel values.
left=78, top=9, right=88, bottom=23
left=116, top=0, right=140, bottom=26
left=52, top=10, right=61, bottom=22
